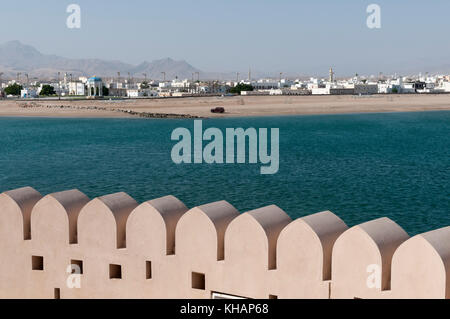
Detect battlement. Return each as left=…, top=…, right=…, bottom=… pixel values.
left=0, top=186, right=448, bottom=299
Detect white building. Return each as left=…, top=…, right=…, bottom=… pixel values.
left=439, top=82, right=450, bottom=92
left=269, top=88, right=310, bottom=95
left=311, top=87, right=331, bottom=95
left=20, top=89, right=37, bottom=98
left=127, top=89, right=159, bottom=98
left=86, top=77, right=103, bottom=97
left=69, top=82, right=86, bottom=96
left=378, top=78, right=403, bottom=94
left=378, top=83, right=392, bottom=94
left=159, top=82, right=171, bottom=88
left=252, top=79, right=279, bottom=90
left=79, top=77, right=88, bottom=84
left=171, top=79, right=190, bottom=89
left=401, top=83, right=417, bottom=93
left=127, top=89, right=143, bottom=98
left=279, top=79, right=294, bottom=88
left=417, top=83, right=435, bottom=93
left=312, top=86, right=354, bottom=95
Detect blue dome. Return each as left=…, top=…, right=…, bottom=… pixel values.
left=88, top=76, right=102, bottom=82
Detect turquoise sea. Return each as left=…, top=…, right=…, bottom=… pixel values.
left=0, top=111, right=449, bottom=235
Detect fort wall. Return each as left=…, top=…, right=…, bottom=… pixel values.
left=0, top=187, right=448, bottom=299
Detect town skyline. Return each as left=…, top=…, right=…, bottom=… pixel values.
left=1, top=40, right=449, bottom=82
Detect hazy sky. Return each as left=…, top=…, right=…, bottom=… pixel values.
left=1, top=0, right=450, bottom=76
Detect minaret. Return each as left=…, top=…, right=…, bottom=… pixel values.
left=329, top=67, right=335, bottom=83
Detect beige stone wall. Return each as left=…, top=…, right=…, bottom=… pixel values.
left=0, top=186, right=448, bottom=299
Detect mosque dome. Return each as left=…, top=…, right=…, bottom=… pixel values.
left=88, top=76, right=102, bottom=82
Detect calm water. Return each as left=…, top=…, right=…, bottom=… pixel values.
left=0, top=111, right=449, bottom=235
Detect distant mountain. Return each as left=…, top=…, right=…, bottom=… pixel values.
left=129, top=58, right=203, bottom=80
left=0, top=41, right=205, bottom=80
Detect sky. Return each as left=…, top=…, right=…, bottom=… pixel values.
left=1, top=0, right=450, bottom=76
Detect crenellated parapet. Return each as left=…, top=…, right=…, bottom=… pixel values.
left=0, top=186, right=448, bottom=299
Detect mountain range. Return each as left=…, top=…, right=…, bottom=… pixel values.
left=5, top=40, right=440, bottom=81
left=0, top=41, right=206, bottom=80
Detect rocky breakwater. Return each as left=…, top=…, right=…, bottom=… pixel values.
left=18, top=102, right=203, bottom=119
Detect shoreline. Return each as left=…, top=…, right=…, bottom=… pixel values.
left=0, top=108, right=448, bottom=121
left=0, top=94, right=449, bottom=119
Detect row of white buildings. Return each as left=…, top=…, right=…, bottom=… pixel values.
left=240, top=69, right=450, bottom=96
left=3, top=69, right=450, bottom=98
left=2, top=73, right=225, bottom=99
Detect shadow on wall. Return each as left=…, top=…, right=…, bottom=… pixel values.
left=0, top=186, right=449, bottom=299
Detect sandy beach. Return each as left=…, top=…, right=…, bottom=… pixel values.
left=0, top=94, right=449, bottom=118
